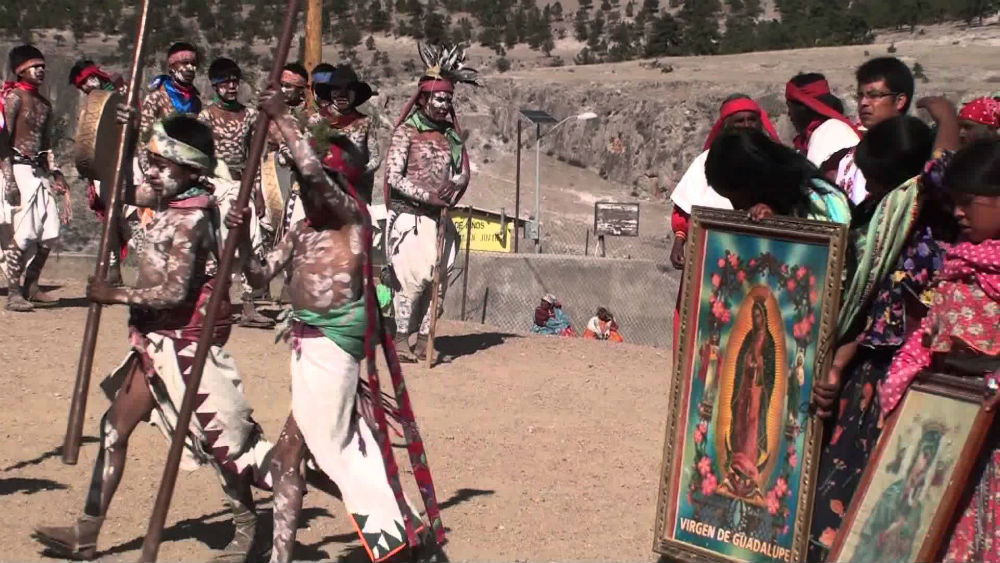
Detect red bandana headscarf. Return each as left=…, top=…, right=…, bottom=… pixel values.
left=958, top=97, right=1000, bottom=129
left=703, top=98, right=781, bottom=151
left=72, top=63, right=115, bottom=89
left=784, top=78, right=860, bottom=152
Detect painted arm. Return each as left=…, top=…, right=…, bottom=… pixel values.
left=1, top=92, right=19, bottom=204
left=241, top=219, right=295, bottom=288
left=266, top=101, right=358, bottom=224
left=137, top=91, right=163, bottom=173
left=880, top=313, right=934, bottom=415
left=386, top=125, right=438, bottom=205
left=365, top=118, right=381, bottom=174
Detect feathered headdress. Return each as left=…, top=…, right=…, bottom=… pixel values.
left=416, top=42, right=480, bottom=92
left=384, top=42, right=478, bottom=205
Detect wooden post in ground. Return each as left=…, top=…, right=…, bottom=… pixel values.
left=62, top=0, right=152, bottom=466
left=304, top=0, right=322, bottom=106
left=138, top=0, right=301, bottom=559
left=459, top=206, right=473, bottom=321
left=425, top=208, right=449, bottom=369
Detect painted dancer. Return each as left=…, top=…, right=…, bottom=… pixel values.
left=228, top=88, right=444, bottom=563
left=32, top=116, right=273, bottom=563
left=385, top=43, right=479, bottom=363
left=199, top=57, right=273, bottom=329
left=69, top=59, right=126, bottom=96
left=0, top=45, right=71, bottom=311
left=283, top=63, right=380, bottom=229
left=138, top=42, right=202, bottom=174
left=69, top=59, right=131, bottom=286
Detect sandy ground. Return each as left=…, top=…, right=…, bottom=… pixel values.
left=0, top=277, right=672, bottom=562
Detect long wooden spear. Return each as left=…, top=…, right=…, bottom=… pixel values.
left=139, top=0, right=301, bottom=559
left=62, top=0, right=152, bottom=466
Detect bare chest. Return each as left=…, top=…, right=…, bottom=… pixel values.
left=206, top=107, right=252, bottom=166
left=406, top=131, right=453, bottom=182
left=11, top=94, right=50, bottom=155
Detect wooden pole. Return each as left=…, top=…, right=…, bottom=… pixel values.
left=513, top=120, right=521, bottom=254
left=425, top=208, right=448, bottom=369
left=304, top=0, right=322, bottom=107
left=459, top=206, right=473, bottom=321
left=62, top=0, right=152, bottom=466
left=139, top=0, right=301, bottom=559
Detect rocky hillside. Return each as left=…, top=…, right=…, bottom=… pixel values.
left=5, top=21, right=999, bottom=255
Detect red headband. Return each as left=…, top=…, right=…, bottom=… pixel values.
left=14, top=58, right=44, bottom=76
left=72, top=64, right=113, bottom=88
left=784, top=79, right=860, bottom=138
left=418, top=78, right=454, bottom=94
left=959, top=97, right=1000, bottom=129
left=167, top=50, right=197, bottom=67
left=280, top=69, right=307, bottom=88
left=703, top=98, right=781, bottom=150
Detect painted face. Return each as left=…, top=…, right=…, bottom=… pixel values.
left=214, top=78, right=239, bottom=103
left=280, top=81, right=305, bottom=107
left=20, top=63, right=46, bottom=86
left=79, top=75, right=101, bottom=94
left=136, top=152, right=196, bottom=208
left=959, top=120, right=999, bottom=148
left=723, top=110, right=760, bottom=132
left=422, top=91, right=453, bottom=122
left=952, top=191, right=1000, bottom=243
left=332, top=87, right=355, bottom=112
left=169, top=54, right=198, bottom=85
left=752, top=306, right=764, bottom=328
left=856, top=79, right=905, bottom=129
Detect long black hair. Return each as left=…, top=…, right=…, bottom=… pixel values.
left=705, top=129, right=823, bottom=215
left=854, top=115, right=932, bottom=193
left=945, top=138, right=1000, bottom=196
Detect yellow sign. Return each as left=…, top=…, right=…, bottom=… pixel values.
left=452, top=213, right=515, bottom=253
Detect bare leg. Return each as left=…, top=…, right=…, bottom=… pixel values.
left=269, top=415, right=306, bottom=563
left=4, top=239, right=31, bottom=311
left=24, top=245, right=57, bottom=303
left=33, top=357, right=155, bottom=558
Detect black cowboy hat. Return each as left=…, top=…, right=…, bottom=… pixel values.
left=314, top=64, right=375, bottom=106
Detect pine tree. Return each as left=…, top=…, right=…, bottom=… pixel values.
left=645, top=12, right=682, bottom=56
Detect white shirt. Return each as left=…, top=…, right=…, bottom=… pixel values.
left=836, top=147, right=869, bottom=205
left=669, top=150, right=733, bottom=214
left=807, top=119, right=860, bottom=169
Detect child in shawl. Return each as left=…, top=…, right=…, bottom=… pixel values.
left=880, top=138, right=1000, bottom=562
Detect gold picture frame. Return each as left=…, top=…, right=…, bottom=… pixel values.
left=827, top=373, right=995, bottom=563
left=653, top=207, right=847, bottom=562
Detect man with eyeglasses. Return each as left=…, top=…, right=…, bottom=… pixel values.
left=836, top=57, right=915, bottom=204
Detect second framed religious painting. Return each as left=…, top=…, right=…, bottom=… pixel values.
left=653, top=207, right=848, bottom=562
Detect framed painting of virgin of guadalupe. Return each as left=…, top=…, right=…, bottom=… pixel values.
left=653, top=207, right=848, bottom=562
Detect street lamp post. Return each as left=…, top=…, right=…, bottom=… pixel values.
left=518, top=109, right=598, bottom=254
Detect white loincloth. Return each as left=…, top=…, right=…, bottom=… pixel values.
left=387, top=210, right=459, bottom=337
left=290, top=334, right=422, bottom=562
left=0, top=163, right=59, bottom=250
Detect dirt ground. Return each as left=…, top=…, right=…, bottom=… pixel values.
left=0, top=277, right=672, bottom=562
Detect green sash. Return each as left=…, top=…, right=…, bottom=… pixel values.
left=405, top=111, right=463, bottom=171
left=293, top=298, right=367, bottom=359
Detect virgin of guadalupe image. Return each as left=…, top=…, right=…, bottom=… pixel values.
left=849, top=427, right=943, bottom=563
left=719, top=297, right=777, bottom=502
